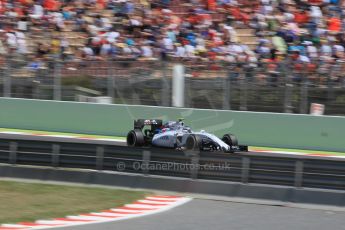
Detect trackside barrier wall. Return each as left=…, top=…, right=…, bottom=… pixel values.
left=0, top=98, right=344, bottom=151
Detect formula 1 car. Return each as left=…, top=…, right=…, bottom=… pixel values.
left=126, top=119, right=248, bottom=153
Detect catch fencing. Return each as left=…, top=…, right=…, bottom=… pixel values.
left=1, top=59, right=345, bottom=115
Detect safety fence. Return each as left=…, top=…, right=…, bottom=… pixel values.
left=1, top=60, right=345, bottom=115
left=0, top=138, right=344, bottom=191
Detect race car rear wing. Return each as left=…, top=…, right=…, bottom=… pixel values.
left=134, top=119, right=163, bottom=130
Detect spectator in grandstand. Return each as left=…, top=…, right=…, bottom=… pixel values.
left=288, top=40, right=306, bottom=56
left=272, top=32, right=287, bottom=54
left=140, top=41, right=153, bottom=58
left=305, top=41, right=318, bottom=61
left=0, top=37, right=7, bottom=55
left=327, top=14, right=341, bottom=33
left=15, top=30, right=27, bottom=55
left=29, top=2, right=44, bottom=20
left=5, top=31, right=17, bottom=50
left=310, top=6, right=323, bottom=25
left=27, top=57, right=46, bottom=70
left=51, top=9, right=66, bottom=31
left=250, top=9, right=268, bottom=36
left=75, top=13, right=87, bottom=32
left=222, top=24, right=238, bottom=43
left=17, top=17, right=28, bottom=32
left=36, top=42, right=50, bottom=58
left=81, top=45, right=95, bottom=60
left=320, top=39, right=333, bottom=57
left=50, top=35, right=61, bottom=58
left=162, top=34, right=174, bottom=52
left=255, top=39, right=271, bottom=59
left=174, top=42, right=185, bottom=58
left=243, top=50, right=258, bottom=82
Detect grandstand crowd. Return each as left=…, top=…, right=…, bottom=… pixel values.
left=0, top=0, right=345, bottom=83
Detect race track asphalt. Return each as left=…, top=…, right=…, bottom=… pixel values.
left=50, top=199, right=345, bottom=230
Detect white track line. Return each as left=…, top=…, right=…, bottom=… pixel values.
left=255, top=150, right=345, bottom=158
left=124, top=204, right=164, bottom=209
left=35, top=220, right=84, bottom=225
left=65, top=216, right=114, bottom=221
left=0, top=131, right=29, bottom=135
left=96, top=138, right=126, bottom=142
left=89, top=212, right=131, bottom=217
left=145, top=196, right=181, bottom=201
left=44, top=135, right=75, bottom=138
left=109, top=208, right=144, bottom=213
left=1, top=224, right=28, bottom=228
left=0, top=131, right=124, bottom=142
left=136, top=200, right=175, bottom=205
left=255, top=150, right=306, bottom=155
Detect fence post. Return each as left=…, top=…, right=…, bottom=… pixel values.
left=294, top=160, right=304, bottom=188
left=184, top=76, right=191, bottom=108
left=53, top=61, right=62, bottom=101
left=300, top=74, right=308, bottom=114
left=32, top=80, right=41, bottom=99
left=107, top=65, right=115, bottom=100
left=3, top=59, right=11, bottom=97
left=190, top=155, right=199, bottom=180
left=161, top=62, right=170, bottom=107
left=284, top=75, right=293, bottom=113
left=239, top=71, right=247, bottom=111
left=241, top=157, right=250, bottom=183
left=282, top=60, right=294, bottom=113
left=327, top=69, right=335, bottom=105
left=142, top=150, right=151, bottom=175
left=128, top=73, right=141, bottom=105
left=52, top=144, right=60, bottom=168
left=9, top=142, right=18, bottom=165
left=223, top=76, right=230, bottom=110
left=172, top=64, right=185, bottom=107
left=96, top=146, right=104, bottom=170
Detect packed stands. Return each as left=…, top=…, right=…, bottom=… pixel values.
left=0, top=0, right=344, bottom=86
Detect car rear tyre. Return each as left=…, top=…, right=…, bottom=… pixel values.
left=185, top=134, right=201, bottom=151
left=127, top=129, right=145, bottom=147
left=222, top=133, right=238, bottom=147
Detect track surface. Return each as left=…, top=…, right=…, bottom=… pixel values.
left=1, top=129, right=345, bottom=158
left=0, top=133, right=344, bottom=161
left=49, top=199, right=345, bottom=230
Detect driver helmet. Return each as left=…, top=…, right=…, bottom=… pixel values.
left=162, top=128, right=170, bottom=132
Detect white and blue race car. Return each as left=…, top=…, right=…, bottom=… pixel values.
left=126, top=119, right=247, bottom=153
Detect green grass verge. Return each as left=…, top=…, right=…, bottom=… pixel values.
left=0, top=180, right=149, bottom=224
left=250, top=146, right=345, bottom=156
left=0, top=128, right=125, bottom=140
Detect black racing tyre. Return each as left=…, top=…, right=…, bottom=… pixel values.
left=185, top=134, right=201, bottom=151
left=127, top=129, right=145, bottom=147
left=222, top=133, right=238, bottom=147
